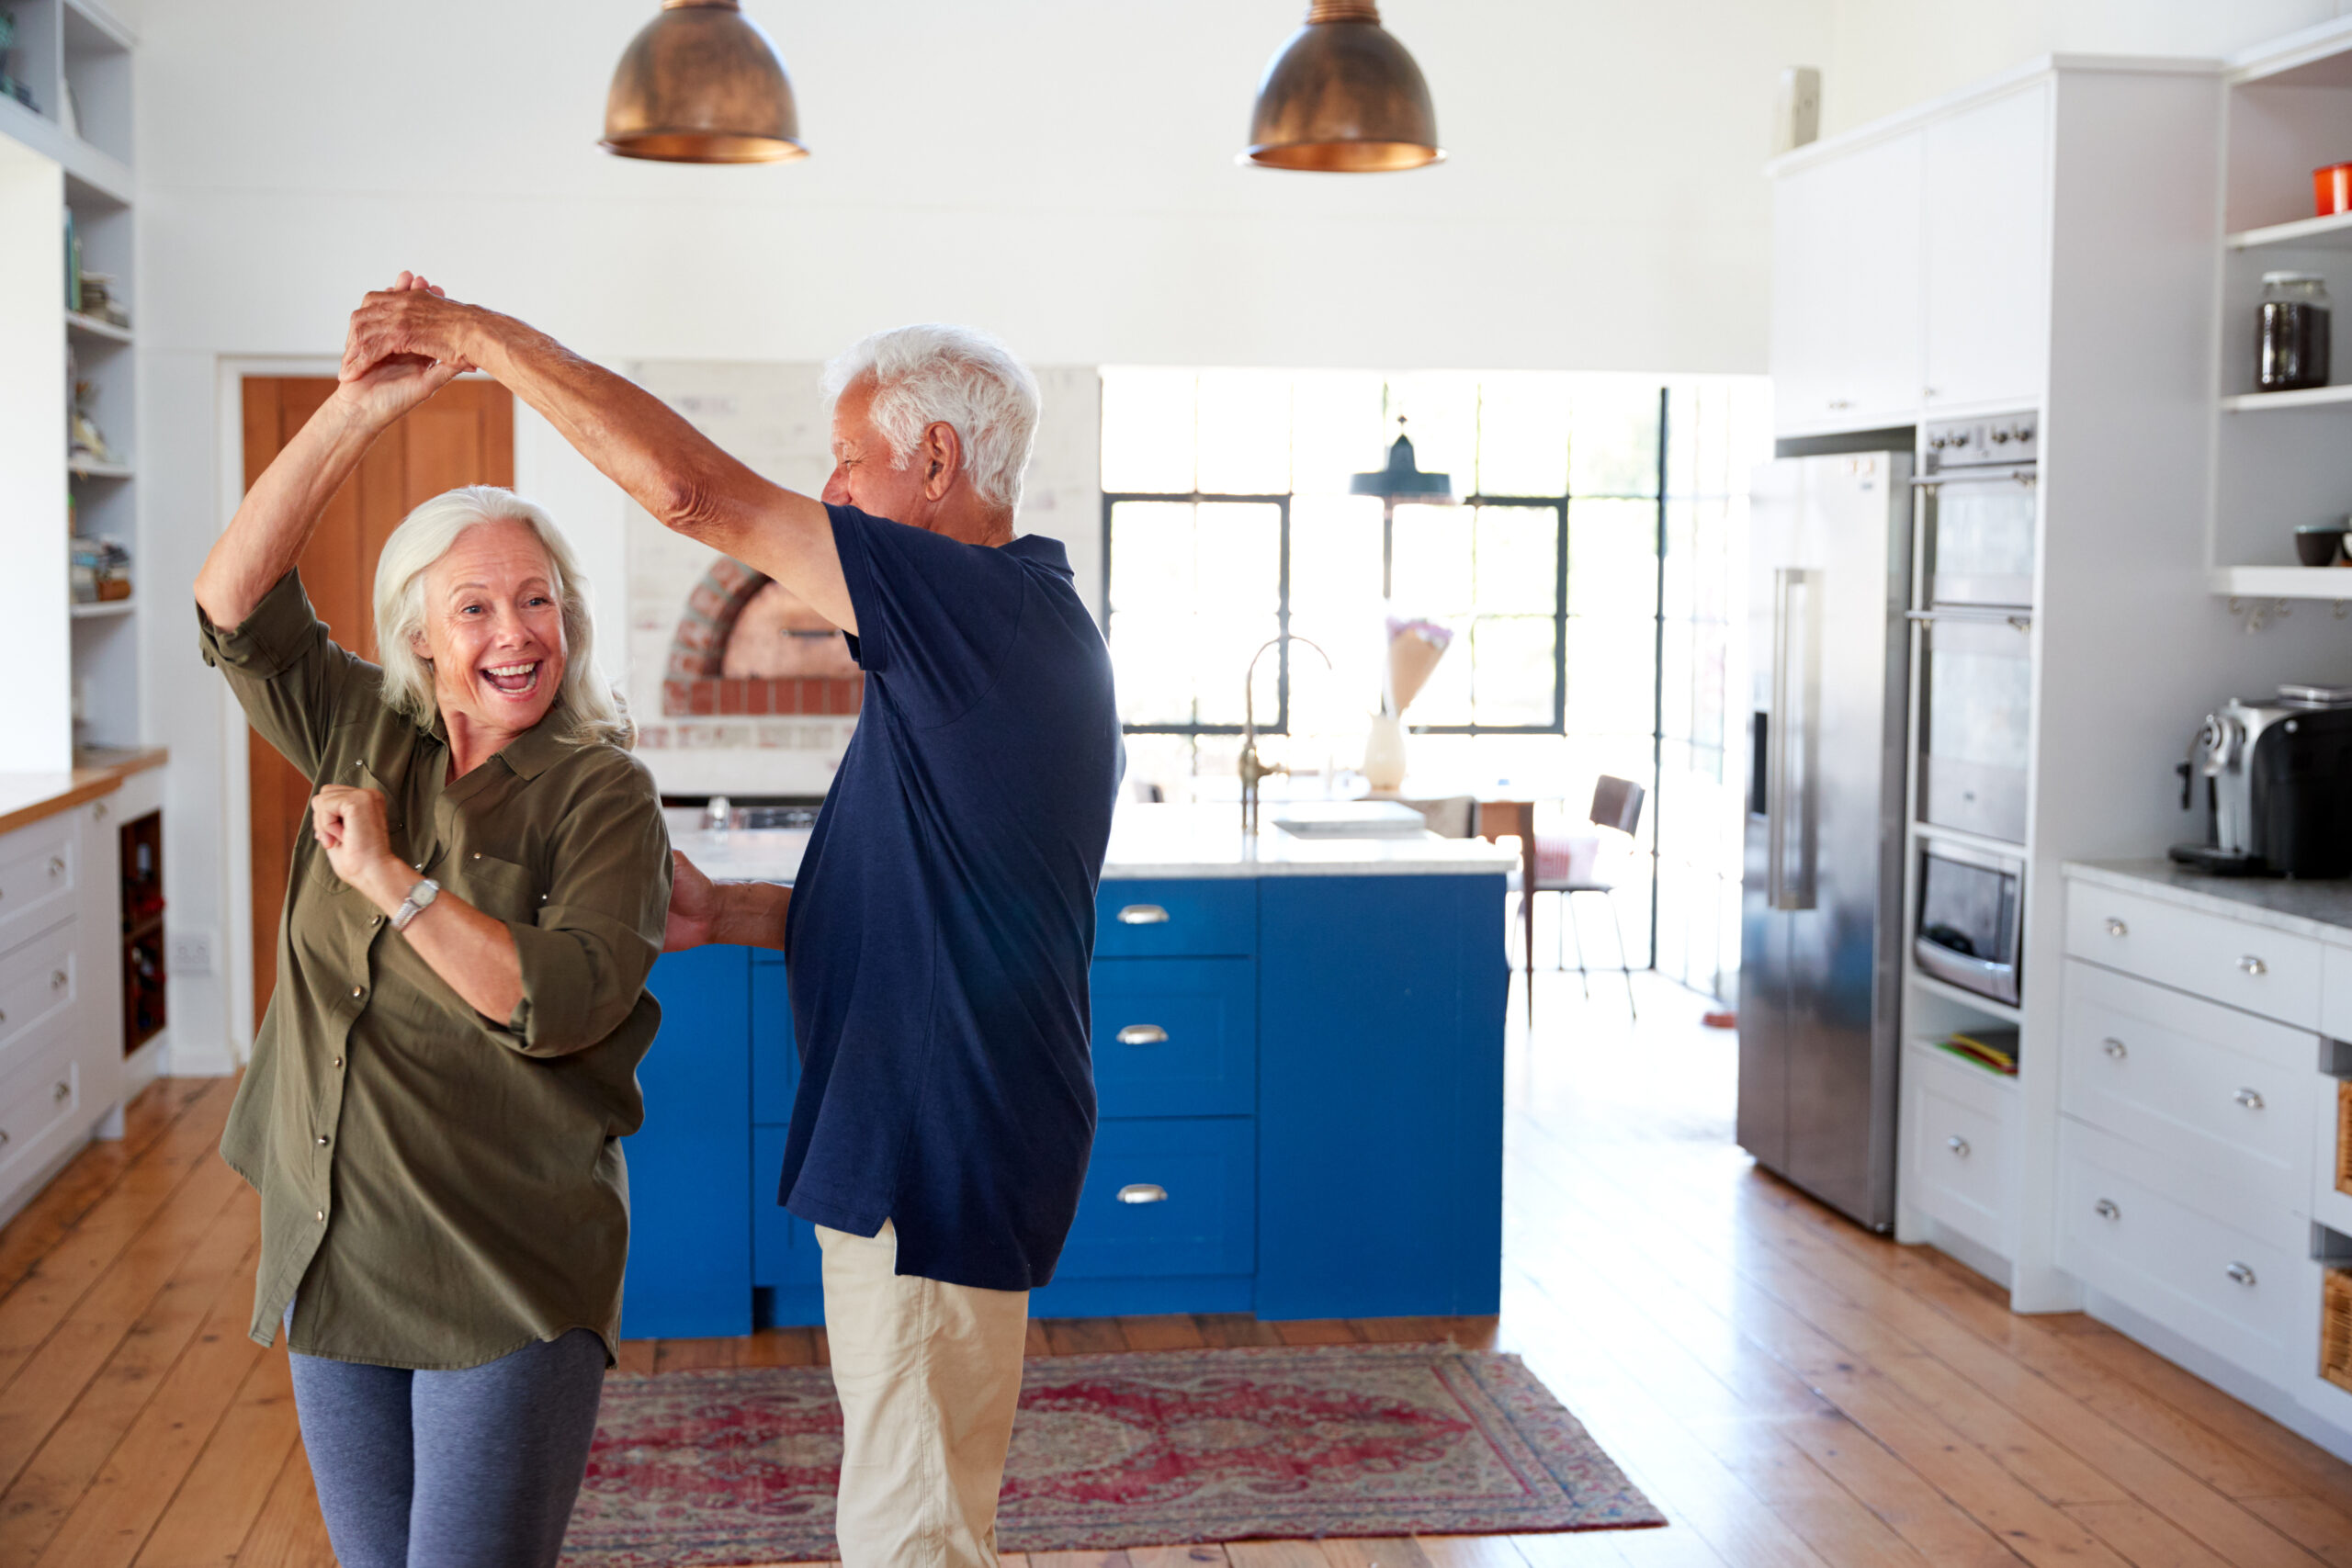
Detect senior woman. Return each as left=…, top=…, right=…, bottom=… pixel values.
left=192, top=282, right=670, bottom=1568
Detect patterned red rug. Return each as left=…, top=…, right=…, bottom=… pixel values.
left=562, top=1342, right=1664, bottom=1567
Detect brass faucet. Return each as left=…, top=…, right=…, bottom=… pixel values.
left=1239, top=634, right=1331, bottom=836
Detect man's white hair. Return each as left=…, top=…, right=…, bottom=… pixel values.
left=821, top=323, right=1041, bottom=513
left=374, top=485, right=635, bottom=749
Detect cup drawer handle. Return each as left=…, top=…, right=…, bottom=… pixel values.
left=2102, top=1037, right=2127, bottom=1061
left=1117, top=904, right=1170, bottom=926
left=2227, top=1261, right=2258, bottom=1288
left=2105, top=918, right=2128, bottom=937
left=1116, top=1183, right=1169, bottom=1205
left=1116, top=1025, right=1168, bottom=1045
left=2094, top=1199, right=2120, bottom=1221
left=2238, top=955, right=2267, bottom=977
left=2234, top=1088, right=2266, bottom=1111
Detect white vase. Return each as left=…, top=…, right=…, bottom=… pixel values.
left=1363, top=711, right=1408, bottom=795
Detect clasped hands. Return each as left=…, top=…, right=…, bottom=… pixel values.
left=330, top=271, right=491, bottom=431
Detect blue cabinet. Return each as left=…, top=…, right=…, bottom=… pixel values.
left=619, top=873, right=1506, bottom=1338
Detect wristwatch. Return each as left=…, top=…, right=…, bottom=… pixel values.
left=391, top=878, right=441, bottom=932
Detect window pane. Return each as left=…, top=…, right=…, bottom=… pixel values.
left=1290, top=494, right=1387, bottom=728
left=1566, top=616, right=1657, bottom=734
left=1471, top=615, right=1556, bottom=728
left=1100, top=369, right=1197, bottom=492
left=1107, top=501, right=1198, bottom=614
left=1474, top=504, right=1559, bottom=615
left=1568, top=499, right=1657, bottom=617
left=1407, top=623, right=1473, bottom=727
left=1391, top=503, right=1473, bottom=618
left=1571, top=382, right=1664, bottom=497
left=1110, top=612, right=1200, bottom=728
left=1473, top=374, right=1572, bottom=496
left=1291, top=372, right=1390, bottom=496
left=1196, top=607, right=1283, bottom=727
left=1193, top=503, right=1283, bottom=618
left=1195, top=371, right=1295, bottom=494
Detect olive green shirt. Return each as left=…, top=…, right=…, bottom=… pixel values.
left=200, top=570, right=671, bottom=1369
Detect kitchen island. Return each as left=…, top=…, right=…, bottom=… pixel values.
left=620, top=805, right=1515, bottom=1337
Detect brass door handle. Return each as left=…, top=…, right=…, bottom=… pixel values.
left=1116, top=1183, right=1168, bottom=1205
left=1116, top=1025, right=1168, bottom=1045
left=1117, top=905, right=1170, bottom=925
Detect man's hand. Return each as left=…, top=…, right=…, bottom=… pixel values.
left=665, top=850, right=718, bottom=952
left=310, top=785, right=408, bottom=912
left=341, top=272, right=494, bottom=392
left=334, top=275, right=467, bottom=431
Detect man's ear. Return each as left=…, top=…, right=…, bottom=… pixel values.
left=920, top=421, right=963, bottom=502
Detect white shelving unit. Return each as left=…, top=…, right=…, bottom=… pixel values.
left=0, top=0, right=139, bottom=767
left=2207, top=19, right=2352, bottom=599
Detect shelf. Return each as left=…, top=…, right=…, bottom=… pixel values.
left=1907, top=1035, right=2021, bottom=1089
left=0, top=91, right=132, bottom=206
left=2221, top=384, right=2352, bottom=412
left=2228, top=211, right=2352, bottom=251
left=69, top=598, right=133, bottom=620
left=2209, top=566, right=2352, bottom=600
left=1908, top=970, right=2024, bottom=1025
left=67, top=459, right=131, bottom=479
left=65, top=311, right=130, bottom=344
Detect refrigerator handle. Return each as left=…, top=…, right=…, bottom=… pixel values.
left=1768, top=567, right=1817, bottom=911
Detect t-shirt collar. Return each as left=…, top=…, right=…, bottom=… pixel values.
left=1003, top=534, right=1072, bottom=578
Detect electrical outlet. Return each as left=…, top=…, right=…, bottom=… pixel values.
left=167, top=931, right=214, bottom=976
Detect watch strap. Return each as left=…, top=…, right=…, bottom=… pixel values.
left=391, top=877, right=440, bottom=932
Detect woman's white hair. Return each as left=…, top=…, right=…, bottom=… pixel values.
left=821, top=323, right=1041, bottom=513
left=373, top=485, right=635, bottom=749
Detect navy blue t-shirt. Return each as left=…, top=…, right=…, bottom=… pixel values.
left=776, top=504, right=1122, bottom=1292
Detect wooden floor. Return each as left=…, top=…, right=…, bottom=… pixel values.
left=7, top=971, right=2352, bottom=1566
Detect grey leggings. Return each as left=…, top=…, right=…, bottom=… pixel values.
left=287, top=1330, right=608, bottom=1568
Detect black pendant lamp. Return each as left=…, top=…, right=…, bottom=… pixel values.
left=602, top=0, right=807, bottom=164
left=1351, top=418, right=1453, bottom=502
left=1244, top=1, right=1443, bottom=172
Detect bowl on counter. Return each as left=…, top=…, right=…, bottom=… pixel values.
left=2294, top=524, right=2347, bottom=567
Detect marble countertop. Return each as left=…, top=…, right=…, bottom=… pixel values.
left=674, top=803, right=1520, bottom=886
left=2066, top=859, right=2352, bottom=943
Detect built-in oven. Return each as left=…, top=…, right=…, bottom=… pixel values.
left=1914, top=835, right=2024, bottom=1007
left=1911, top=414, right=2038, bottom=845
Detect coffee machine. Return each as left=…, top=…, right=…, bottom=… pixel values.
left=2173, top=687, right=2352, bottom=878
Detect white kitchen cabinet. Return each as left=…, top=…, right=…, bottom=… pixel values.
left=1770, top=130, right=1924, bottom=434
left=1905, top=1042, right=2014, bottom=1252
left=1922, top=83, right=2052, bottom=413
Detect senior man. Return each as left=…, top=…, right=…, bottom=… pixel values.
left=342, top=286, right=1121, bottom=1568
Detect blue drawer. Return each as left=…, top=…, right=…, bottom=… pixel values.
left=752, top=1124, right=822, bottom=1288
left=751, top=959, right=796, bottom=1124
left=1054, top=1117, right=1254, bottom=1280
left=1090, top=958, right=1255, bottom=1118
left=1094, top=879, right=1256, bottom=958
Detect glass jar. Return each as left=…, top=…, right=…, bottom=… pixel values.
left=2258, top=272, right=2333, bottom=392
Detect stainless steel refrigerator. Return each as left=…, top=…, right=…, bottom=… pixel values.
left=1737, top=449, right=1912, bottom=1232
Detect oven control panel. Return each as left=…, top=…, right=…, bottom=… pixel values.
left=1921, top=414, right=2036, bottom=471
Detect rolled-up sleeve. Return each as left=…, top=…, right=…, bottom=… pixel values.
left=198, top=570, right=368, bottom=781
left=497, top=759, right=672, bottom=1057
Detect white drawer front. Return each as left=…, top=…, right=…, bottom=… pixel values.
left=1911, top=1079, right=2008, bottom=1248
left=0, top=1035, right=81, bottom=1185
left=2062, top=960, right=2315, bottom=1213
left=2065, top=883, right=2322, bottom=1030
left=2060, top=1120, right=2310, bottom=1384
left=2324, top=944, right=2352, bottom=1043
left=0, top=924, right=79, bottom=1081
left=0, top=818, right=78, bottom=960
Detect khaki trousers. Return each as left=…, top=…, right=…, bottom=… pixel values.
left=817, top=1220, right=1031, bottom=1568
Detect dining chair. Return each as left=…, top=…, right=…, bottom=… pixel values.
left=1527, top=775, right=1645, bottom=1018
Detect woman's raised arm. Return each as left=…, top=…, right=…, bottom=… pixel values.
left=195, top=276, right=467, bottom=629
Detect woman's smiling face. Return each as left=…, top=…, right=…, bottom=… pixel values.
left=413, top=517, right=569, bottom=741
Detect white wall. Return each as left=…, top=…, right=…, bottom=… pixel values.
left=119, top=0, right=1840, bottom=1064
left=1821, top=0, right=2352, bottom=134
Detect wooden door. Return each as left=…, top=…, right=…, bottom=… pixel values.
left=239, top=378, right=514, bottom=1017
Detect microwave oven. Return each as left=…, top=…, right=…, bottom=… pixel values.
left=1914, top=836, right=2024, bottom=1006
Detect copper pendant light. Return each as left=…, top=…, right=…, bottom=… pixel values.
left=602, top=0, right=807, bottom=164
left=1243, top=0, right=1443, bottom=172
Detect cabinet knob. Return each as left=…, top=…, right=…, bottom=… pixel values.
left=1827, top=399, right=1853, bottom=411
left=2226, top=1261, right=2258, bottom=1288
left=1116, top=1183, right=1169, bottom=1205
left=1116, top=1025, right=1168, bottom=1046
left=2104, top=918, right=2128, bottom=937
left=91, top=801, right=106, bottom=822
left=2102, top=1037, right=2128, bottom=1061
left=1117, top=904, right=1170, bottom=926
left=2234, top=1088, right=2266, bottom=1111
left=1947, top=1135, right=1971, bottom=1157
left=51, top=970, right=66, bottom=990
left=0, top=1128, right=9, bottom=1148
left=48, top=857, right=65, bottom=878
left=2238, top=955, right=2267, bottom=977
left=51, top=1081, right=69, bottom=1105
left=2094, top=1199, right=2120, bottom=1221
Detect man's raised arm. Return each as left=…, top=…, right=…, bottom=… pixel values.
left=341, top=276, right=854, bottom=633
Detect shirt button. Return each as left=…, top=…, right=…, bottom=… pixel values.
left=315, top=1134, right=329, bottom=1146
left=413, top=861, right=424, bottom=871
left=333, top=1056, right=344, bottom=1069
left=369, top=914, right=382, bottom=927
left=471, top=851, right=481, bottom=860
left=315, top=1210, right=326, bottom=1223
left=349, top=985, right=365, bottom=999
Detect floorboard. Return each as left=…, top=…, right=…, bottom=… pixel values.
left=2, top=973, right=2350, bottom=1564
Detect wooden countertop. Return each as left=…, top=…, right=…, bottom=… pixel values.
left=0, top=747, right=169, bottom=838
